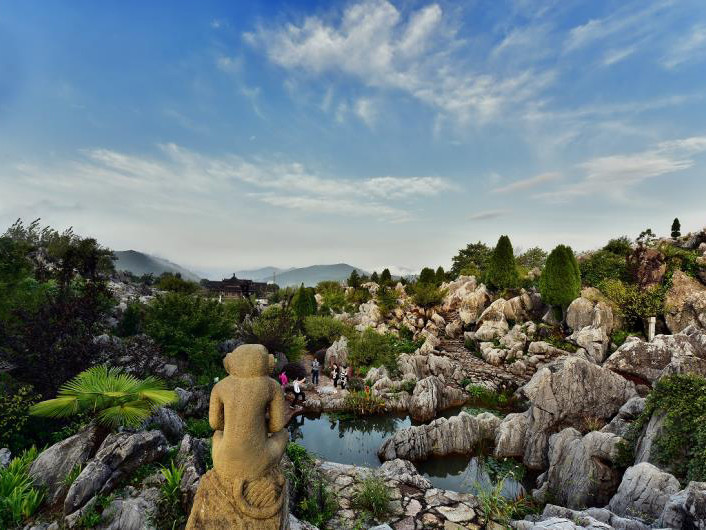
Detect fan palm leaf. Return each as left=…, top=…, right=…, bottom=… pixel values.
left=30, top=364, right=178, bottom=429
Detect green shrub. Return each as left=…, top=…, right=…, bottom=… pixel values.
left=344, top=388, right=386, bottom=416
left=352, top=474, right=391, bottom=521
left=285, top=443, right=337, bottom=528
left=156, top=273, right=200, bottom=294
left=0, top=447, right=44, bottom=528
left=611, top=329, right=641, bottom=348
left=185, top=418, right=212, bottom=438
left=485, top=235, right=519, bottom=290
left=599, top=279, right=665, bottom=331
left=376, top=286, right=398, bottom=318
left=76, top=494, right=115, bottom=529
left=0, top=385, right=39, bottom=454
left=540, top=245, right=581, bottom=313
left=659, top=243, right=703, bottom=278
left=116, top=300, right=144, bottom=337
left=620, top=374, right=706, bottom=482
left=348, top=328, right=398, bottom=374
left=603, top=236, right=633, bottom=256
left=317, top=281, right=347, bottom=313
left=156, top=460, right=186, bottom=529
left=242, top=305, right=306, bottom=361
left=411, top=282, right=447, bottom=322
left=223, top=297, right=254, bottom=325
left=292, top=284, right=317, bottom=320
left=303, top=315, right=346, bottom=350
left=144, top=292, right=236, bottom=374
left=579, top=250, right=630, bottom=287
left=477, top=478, right=537, bottom=525
left=63, top=463, right=83, bottom=487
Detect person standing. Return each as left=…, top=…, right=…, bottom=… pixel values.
left=278, top=371, right=288, bottom=386
left=311, top=358, right=320, bottom=385
left=331, top=363, right=339, bottom=388
left=339, top=365, right=348, bottom=390
left=291, top=378, right=306, bottom=407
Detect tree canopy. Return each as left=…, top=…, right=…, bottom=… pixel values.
left=485, top=235, right=519, bottom=290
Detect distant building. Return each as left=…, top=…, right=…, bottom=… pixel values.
left=203, top=274, right=274, bottom=300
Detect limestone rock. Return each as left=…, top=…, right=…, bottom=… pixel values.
left=0, top=448, right=10, bottom=468
left=379, top=458, right=432, bottom=490
left=505, top=290, right=543, bottom=323
left=665, top=270, right=706, bottom=333
left=515, top=504, right=652, bottom=530
left=608, top=462, right=680, bottom=521
left=633, top=410, right=666, bottom=466
left=604, top=325, right=706, bottom=383
left=29, top=425, right=101, bottom=507
left=536, top=428, right=624, bottom=509
left=354, top=300, right=383, bottom=330
left=659, top=480, right=706, bottom=529
left=475, top=299, right=510, bottom=341
left=289, top=514, right=319, bottom=530
left=629, top=247, right=666, bottom=289
left=64, top=430, right=168, bottom=514
left=506, top=357, right=637, bottom=469
left=143, top=406, right=185, bottom=441
left=431, top=312, right=446, bottom=328
left=324, top=336, right=348, bottom=370
left=418, top=333, right=441, bottom=354
left=566, top=295, right=615, bottom=335
left=378, top=411, right=500, bottom=461
left=494, top=413, right=529, bottom=459
left=601, top=397, right=645, bottom=438
left=408, top=376, right=466, bottom=421
left=445, top=320, right=463, bottom=339
left=569, top=326, right=610, bottom=363
left=176, top=435, right=210, bottom=512
left=101, top=487, right=161, bottom=530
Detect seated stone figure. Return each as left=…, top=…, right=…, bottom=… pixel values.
left=186, top=344, right=289, bottom=529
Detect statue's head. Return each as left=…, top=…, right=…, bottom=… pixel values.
left=224, top=344, right=272, bottom=378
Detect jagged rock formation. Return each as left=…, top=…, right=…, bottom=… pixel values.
left=607, top=462, right=681, bottom=522
left=408, top=375, right=467, bottom=421
left=665, top=270, right=706, bottom=333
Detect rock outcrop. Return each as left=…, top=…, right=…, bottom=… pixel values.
left=608, top=463, right=681, bottom=522
left=495, top=357, right=637, bottom=469
left=665, top=270, right=706, bottom=333
left=64, top=430, right=168, bottom=515
left=324, top=336, right=348, bottom=370
left=513, top=504, right=652, bottom=530
left=604, top=325, right=706, bottom=383
left=408, top=376, right=467, bottom=421
left=29, top=425, right=102, bottom=506
left=534, top=428, right=624, bottom=509
left=100, top=486, right=161, bottom=530
left=659, top=480, right=706, bottom=529
left=378, top=411, right=500, bottom=461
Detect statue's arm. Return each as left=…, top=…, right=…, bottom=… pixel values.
left=209, top=385, right=225, bottom=431
left=268, top=380, right=286, bottom=433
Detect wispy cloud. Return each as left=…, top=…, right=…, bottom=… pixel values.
left=354, top=97, right=378, bottom=127
left=535, top=135, right=706, bottom=201
left=468, top=209, right=508, bottom=221
left=491, top=172, right=561, bottom=194
left=602, top=46, right=637, bottom=66
left=245, top=0, right=554, bottom=123
left=662, top=24, right=706, bottom=69
left=11, top=144, right=453, bottom=223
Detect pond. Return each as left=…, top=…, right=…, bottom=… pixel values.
left=288, top=412, right=527, bottom=498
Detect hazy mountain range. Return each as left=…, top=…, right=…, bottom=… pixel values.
left=113, top=251, right=371, bottom=287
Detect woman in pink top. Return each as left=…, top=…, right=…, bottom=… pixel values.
left=278, top=371, right=288, bottom=386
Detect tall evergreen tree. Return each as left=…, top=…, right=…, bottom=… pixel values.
left=435, top=266, right=445, bottom=285
left=418, top=267, right=436, bottom=284
left=540, top=245, right=581, bottom=315
left=348, top=269, right=361, bottom=289
left=370, top=271, right=379, bottom=283
left=671, top=218, right=681, bottom=238
left=292, top=283, right=317, bottom=320
left=380, top=268, right=392, bottom=285
left=485, top=235, right=519, bottom=290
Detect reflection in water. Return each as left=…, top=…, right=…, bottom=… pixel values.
left=288, top=413, right=525, bottom=497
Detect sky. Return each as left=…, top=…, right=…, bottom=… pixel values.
left=1, top=0, right=706, bottom=278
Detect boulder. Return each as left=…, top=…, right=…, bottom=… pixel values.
left=633, top=410, right=666, bottom=466
left=431, top=312, right=446, bottom=328
left=505, top=291, right=543, bottom=323
left=408, top=376, right=466, bottom=422
left=143, top=406, right=185, bottom=441
left=445, top=320, right=463, bottom=339
left=608, top=462, right=680, bottom=521
left=0, top=448, right=11, bottom=468
left=604, top=325, right=706, bottom=383
left=379, top=458, right=432, bottom=490
left=417, top=333, right=441, bottom=354
left=475, top=299, right=510, bottom=340
left=534, top=428, right=624, bottom=509
left=501, top=357, right=637, bottom=469
left=176, top=434, right=210, bottom=512
left=100, top=487, right=161, bottom=530
left=515, top=504, right=652, bottom=530
left=494, top=412, right=529, bottom=459
left=175, top=387, right=209, bottom=418
left=29, top=425, right=102, bottom=506
left=324, top=336, right=348, bottom=370
left=569, top=326, right=610, bottom=363
left=665, top=270, right=706, bottom=333
left=378, top=411, right=500, bottom=462
left=659, top=480, right=706, bottom=529
left=354, top=300, right=382, bottom=330
left=64, top=430, right=168, bottom=515
left=566, top=294, right=615, bottom=335
left=601, top=397, right=645, bottom=438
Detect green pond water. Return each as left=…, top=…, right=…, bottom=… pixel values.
left=288, top=412, right=526, bottom=498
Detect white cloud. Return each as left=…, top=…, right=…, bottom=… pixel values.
left=246, top=0, right=554, bottom=123
left=662, top=25, right=706, bottom=69
left=535, top=135, right=706, bottom=201
left=216, top=55, right=242, bottom=74
left=602, top=46, right=637, bottom=66
left=491, top=172, right=561, bottom=193
left=354, top=97, right=377, bottom=127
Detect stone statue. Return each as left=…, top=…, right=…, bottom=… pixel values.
left=186, top=344, right=289, bottom=529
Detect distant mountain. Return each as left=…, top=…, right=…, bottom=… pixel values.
left=113, top=250, right=201, bottom=282
left=237, top=263, right=368, bottom=287
left=233, top=266, right=294, bottom=282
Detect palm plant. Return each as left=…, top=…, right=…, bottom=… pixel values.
left=30, top=365, right=178, bottom=429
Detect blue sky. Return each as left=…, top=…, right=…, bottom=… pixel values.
left=1, top=0, right=705, bottom=277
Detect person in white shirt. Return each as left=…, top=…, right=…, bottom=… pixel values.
left=291, top=378, right=306, bottom=407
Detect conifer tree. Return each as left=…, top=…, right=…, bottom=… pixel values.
left=380, top=268, right=392, bottom=285
left=292, top=283, right=317, bottom=320
left=418, top=267, right=436, bottom=284
left=370, top=271, right=379, bottom=283
left=435, top=266, right=445, bottom=285
left=348, top=269, right=361, bottom=289
left=671, top=218, right=681, bottom=238
left=540, top=245, right=581, bottom=316
left=485, top=235, right=519, bottom=290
